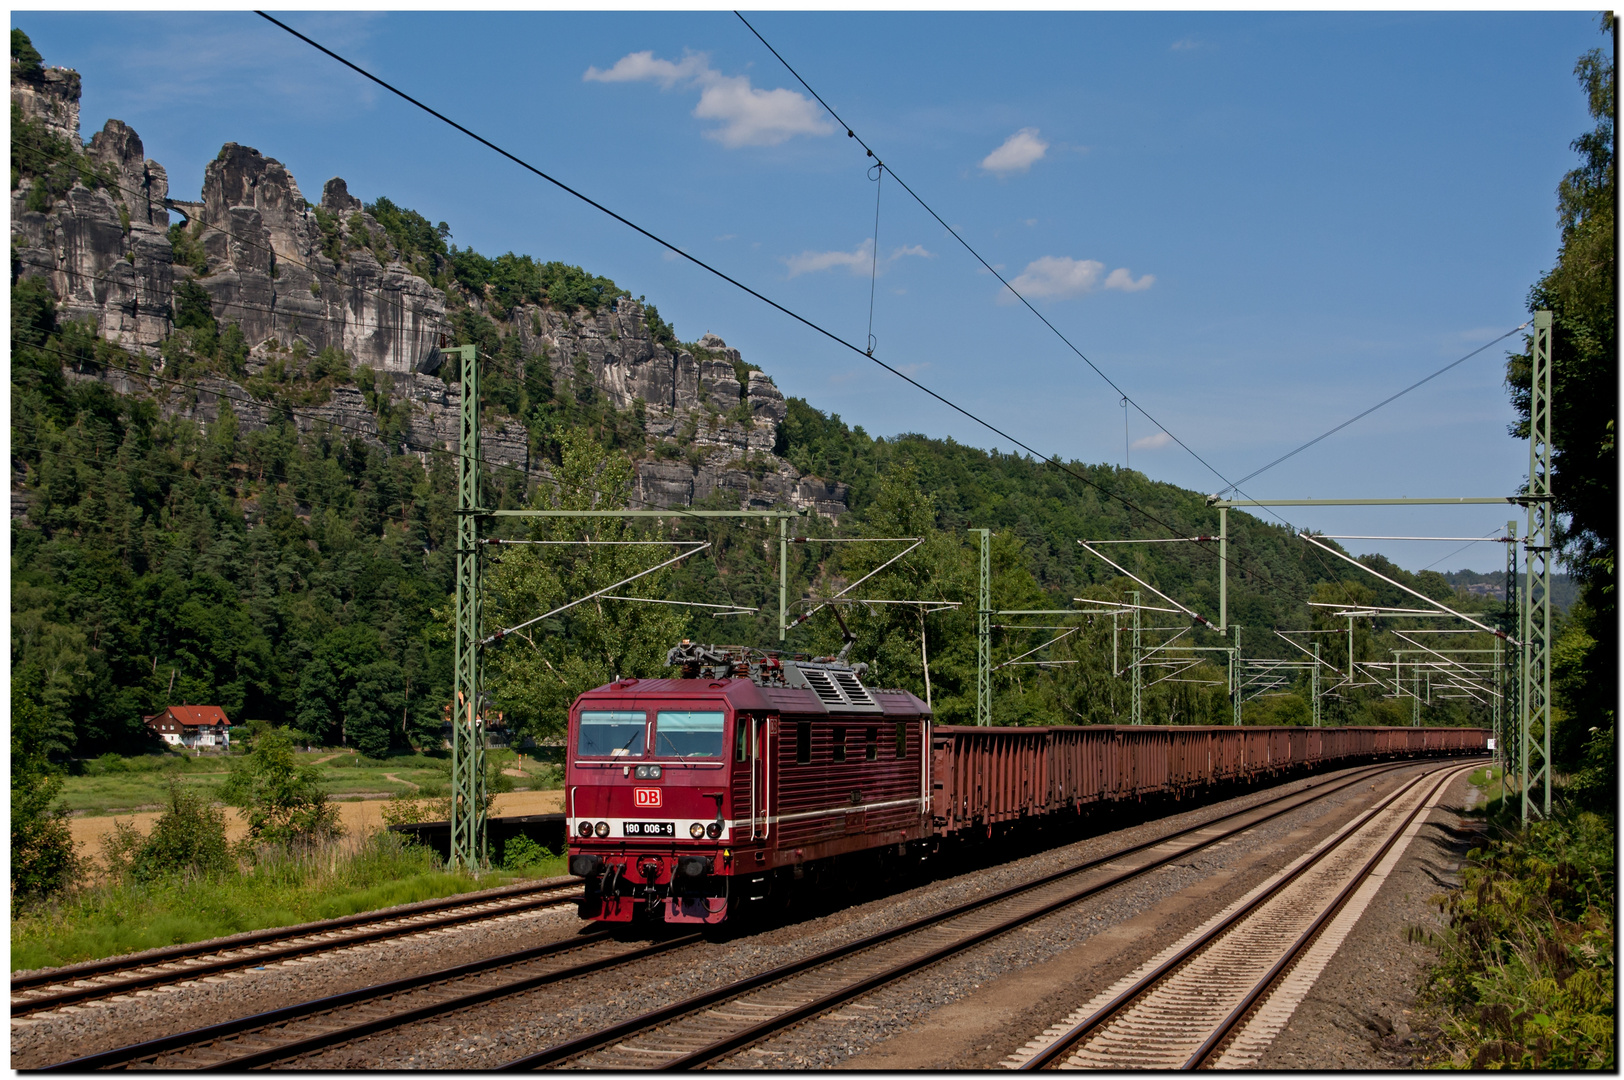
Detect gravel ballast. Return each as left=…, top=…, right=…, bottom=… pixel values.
left=13, top=761, right=1477, bottom=1072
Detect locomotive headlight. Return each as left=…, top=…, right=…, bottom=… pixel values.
left=706, top=822, right=723, bottom=839
left=633, top=764, right=663, bottom=780
left=689, top=823, right=706, bottom=839
left=577, top=821, right=593, bottom=838
left=594, top=821, right=610, bottom=838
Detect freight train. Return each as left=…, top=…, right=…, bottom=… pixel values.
left=565, top=642, right=1486, bottom=925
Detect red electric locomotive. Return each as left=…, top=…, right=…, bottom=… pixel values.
left=566, top=642, right=931, bottom=925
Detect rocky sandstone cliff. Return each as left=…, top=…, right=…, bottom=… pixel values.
left=11, top=58, right=848, bottom=518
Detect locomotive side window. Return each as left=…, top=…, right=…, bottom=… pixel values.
left=654, top=711, right=725, bottom=758
left=796, top=721, right=811, bottom=764
left=865, top=727, right=877, bottom=761
left=578, top=711, right=646, bottom=758
left=734, top=721, right=748, bottom=762
left=832, top=727, right=846, bottom=762
left=895, top=722, right=906, bottom=758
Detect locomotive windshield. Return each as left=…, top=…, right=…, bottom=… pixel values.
left=654, top=711, right=725, bottom=759
left=578, top=711, right=646, bottom=757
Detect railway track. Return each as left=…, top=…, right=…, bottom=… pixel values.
left=498, top=759, right=1447, bottom=1071
left=11, top=877, right=583, bottom=1017
left=37, top=758, right=1460, bottom=1071
left=1007, top=759, right=1474, bottom=1070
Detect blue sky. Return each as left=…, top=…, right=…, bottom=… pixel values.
left=15, top=10, right=1603, bottom=572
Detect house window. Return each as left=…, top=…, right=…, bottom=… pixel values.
left=796, top=722, right=811, bottom=765
left=832, top=727, right=846, bottom=762
left=865, top=727, right=877, bottom=761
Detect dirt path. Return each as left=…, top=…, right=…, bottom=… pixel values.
left=69, top=790, right=566, bottom=868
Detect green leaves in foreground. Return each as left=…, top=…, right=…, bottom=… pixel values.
left=1424, top=810, right=1614, bottom=1069
left=10, top=688, right=79, bottom=905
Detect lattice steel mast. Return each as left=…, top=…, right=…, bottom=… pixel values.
left=1522, top=310, right=1553, bottom=821
left=450, top=345, right=486, bottom=871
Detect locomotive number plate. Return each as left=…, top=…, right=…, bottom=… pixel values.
left=623, top=821, right=675, bottom=837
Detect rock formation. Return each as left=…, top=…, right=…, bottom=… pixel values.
left=10, top=52, right=848, bottom=518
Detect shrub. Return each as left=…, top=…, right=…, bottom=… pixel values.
left=11, top=103, right=115, bottom=213
left=378, top=790, right=451, bottom=827
left=642, top=299, right=677, bottom=348
left=221, top=727, right=343, bottom=848
left=501, top=834, right=548, bottom=871
left=167, top=220, right=209, bottom=274
left=1423, top=810, right=1615, bottom=1069
left=102, top=781, right=232, bottom=883
left=137, top=782, right=232, bottom=880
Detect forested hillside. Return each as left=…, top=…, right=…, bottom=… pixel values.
left=12, top=260, right=1508, bottom=757
left=10, top=32, right=1509, bottom=761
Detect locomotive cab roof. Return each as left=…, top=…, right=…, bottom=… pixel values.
left=575, top=642, right=929, bottom=716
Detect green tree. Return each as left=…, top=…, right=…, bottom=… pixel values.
left=485, top=431, right=689, bottom=744
left=221, top=727, right=343, bottom=847
left=1507, top=19, right=1617, bottom=770
left=12, top=28, right=44, bottom=79
left=10, top=686, right=78, bottom=904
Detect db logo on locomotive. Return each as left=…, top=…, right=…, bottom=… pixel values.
left=633, top=788, right=661, bottom=808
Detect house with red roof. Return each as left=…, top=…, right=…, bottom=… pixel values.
left=145, top=705, right=232, bottom=749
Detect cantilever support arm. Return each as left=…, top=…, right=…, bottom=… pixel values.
left=481, top=543, right=711, bottom=645
left=789, top=538, right=924, bottom=630
left=1078, top=542, right=1218, bottom=631
left=1296, top=532, right=1516, bottom=644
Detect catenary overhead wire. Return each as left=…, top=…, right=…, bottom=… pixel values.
left=1219, top=321, right=1532, bottom=495
left=733, top=11, right=1243, bottom=497
left=732, top=13, right=1523, bottom=614
left=256, top=12, right=1313, bottom=609
left=866, top=163, right=883, bottom=355
left=726, top=12, right=1377, bottom=608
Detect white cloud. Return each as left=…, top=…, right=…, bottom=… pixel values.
left=584, top=49, right=834, bottom=148
left=1171, top=36, right=1207, bottom=51
left=1132, top=431, right=1173, bottom=451
left=1002, top=256, right=1155, bottom=301
left=783, top=239, right=933, bottom=278
left=583, top=50, right=709, bottom=88
left=1104, top=266, right=1156, bottom=292
left=785, top=241, right=871, bottom=277
left=981, top=127, right=1049, bottom=175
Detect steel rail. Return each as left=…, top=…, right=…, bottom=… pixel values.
left=1016, top=761, right=1469, bottom=1070
left=11, top=880, right=583, bottom=1015
left=499, top=758, right=1450, bottom=1070
left=37, top=930, right=697, bottom=1072
left=1182, top=762, right=1473, bottom=1069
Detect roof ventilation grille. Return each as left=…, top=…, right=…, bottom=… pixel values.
left=830, top=669, right=876, bottom=708
left=799, top=667, right=849, bottom=709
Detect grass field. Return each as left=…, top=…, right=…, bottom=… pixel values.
left=59, top=748, right=563, bottom=817
left=11, top=832, right=568, bottom=972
